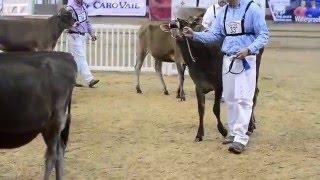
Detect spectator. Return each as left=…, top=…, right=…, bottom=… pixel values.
left=149, top=0, right=171, bottom=20
left=67, top=0, right=100, bottom=88
left=202, top=0, right=227, bottom=29
left=294, top=0, right=307, bottom=17
left=305, top=0, right=320, bottom=18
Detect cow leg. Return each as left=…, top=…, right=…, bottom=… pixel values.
left=154, top=60, right=169, bottom=95
left=42, top=112, right=66, bottom=180
left=134, top=49, right=147, bottom=94
left=55, top=110, right=69, bottom=180
left=195, top=87, right=205, bottom=142
left=248, top=48, right=264, bottom=134
left=213, top=88, right=228, bottom=137
left=176, top=63, right=186, bottom=101
left=248, top=88, right=259, bottom=134
left=42, top=128, right=60, bottom=180
left=55, top=138, right=64, bottom=180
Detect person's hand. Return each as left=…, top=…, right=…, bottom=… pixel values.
left=182, top=26, right=194, bottom=38
left=73, top=22, right=80, bottom=27
left=236, top=48, right=249, bottom=59
left=91, top=35, right=97, bottom=41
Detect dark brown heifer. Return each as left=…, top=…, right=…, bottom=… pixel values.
left=0, top=52, right=77, bottom=180
left=0, top=7, right=75, bottom=52
left=161, top=19, right=227, bottom=140
left=161, top=19, right=265, bottom=141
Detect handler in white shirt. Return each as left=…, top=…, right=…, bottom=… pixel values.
left=202, top=0, right=227, bottom=29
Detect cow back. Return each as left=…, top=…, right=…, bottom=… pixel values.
left=176, top=7, right=206, bottom=20
left=139, top=23, right=181, bottom=62
left=0, top=52, right=77, bottom=134
left=0, top=19, right=51, bottom=51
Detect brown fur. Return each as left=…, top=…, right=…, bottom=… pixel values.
left=0, top=8, right=75, bottom=52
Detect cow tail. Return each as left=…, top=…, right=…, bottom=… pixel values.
left=61, top=94, right=72, bottom=150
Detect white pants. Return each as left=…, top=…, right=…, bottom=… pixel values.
left=68, top=34, right=93, bottom=83
left=222, top=55, right=256, bottom=145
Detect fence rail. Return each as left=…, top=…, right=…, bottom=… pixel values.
left=54, top=24, right=179, bottom=75
left=1, top=3, right=30, bottom=16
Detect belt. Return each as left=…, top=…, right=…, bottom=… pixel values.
left=222, top=52, right=253, bottom=74
left=222, top=52, right=257, bottom=56
left=68, top=30, right=85, bottom=36
left=223, top=52, right=234, bottom=57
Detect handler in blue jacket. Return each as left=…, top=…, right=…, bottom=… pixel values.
left=183, top=0, right=269, bottom=154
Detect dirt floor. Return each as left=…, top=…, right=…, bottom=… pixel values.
left=0, top=48, right=319, bottom=179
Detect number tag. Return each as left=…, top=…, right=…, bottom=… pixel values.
left=225, top=21, right=242, bottom=34
left=78, top=11, right=87, bottom=23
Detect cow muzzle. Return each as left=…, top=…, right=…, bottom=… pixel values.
left=170, top=28, right=183, bottom=39
left=168, top=20, right=183, bottom=39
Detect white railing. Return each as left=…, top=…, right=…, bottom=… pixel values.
left=54, top=24, right=178, bottom=75
left=2, top=3, right=30, bottom=16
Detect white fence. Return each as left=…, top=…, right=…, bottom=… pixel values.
left=1, top=3, right=31, bottom=16
left=55, top=24, right=179, bottom=75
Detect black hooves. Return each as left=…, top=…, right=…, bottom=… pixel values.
left=176, top=94, right=186, bottom=101
left=218, top=126, right=228, bottom=137
left=136, top=89, right=143, bottom=94
left=75, top=83, right=84, bottom=87
left=194, top=136, right=203, bottom=142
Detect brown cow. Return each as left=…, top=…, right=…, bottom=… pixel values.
left=0, top=7, right=75, bottom=52
left=135, top=8, right=206, bottom=101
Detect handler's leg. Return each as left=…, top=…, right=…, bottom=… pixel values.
left=222, top=55, right=256, bottom=153
left=68, top=34, right=99, bottom=88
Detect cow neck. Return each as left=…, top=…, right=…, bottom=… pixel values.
left=48, top=15, right=66, bottom=42
left=176, top=37, right=197, bottom=66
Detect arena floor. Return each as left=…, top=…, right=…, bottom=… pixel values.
left=0, top=48, right=319, bottom=179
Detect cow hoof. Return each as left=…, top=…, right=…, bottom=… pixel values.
left=136, top=88, right=143, bottom=94
left=246, top=131, right=252, bottom=136
left=176, top=94, right=186, bottom=101
left=247, top=127, right=255, bottom=135
left=164, top=90, right=169, bottom=95
left=194, top=136, right=203, bottom=142
left=220, top=97, right=225, bottom=103
left=218, top=126, right=228, bottom=137
left=75, top=83, right=84, bottom=87
left=248, top=123, right=256, bottom=135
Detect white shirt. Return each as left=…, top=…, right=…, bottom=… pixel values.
left=202, top=4, right=223, bottom=29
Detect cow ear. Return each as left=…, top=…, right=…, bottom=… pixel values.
left=160, top=23, right=170, bottom=32
left=57, top=8, right=62, bottom=17
left=57, top=6, right=67, bottom=16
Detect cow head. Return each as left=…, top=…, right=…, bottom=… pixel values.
left=57, top=7, right=76, bottom=28
left=160, top=14, right=204, bottom=39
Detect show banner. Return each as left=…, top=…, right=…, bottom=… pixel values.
left=269, top=0, right=320, bottom=23
left=84, top=0, right=147, bottom=16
